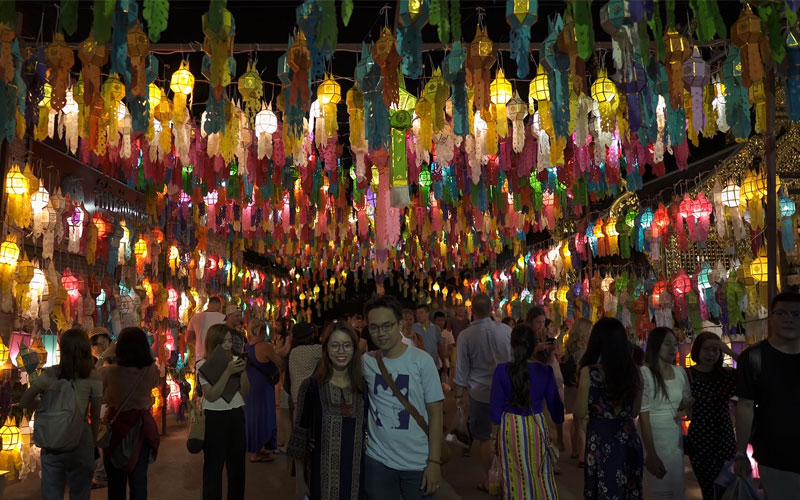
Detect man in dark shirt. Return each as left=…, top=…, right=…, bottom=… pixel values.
left=734, top=292, right=800, bottom=498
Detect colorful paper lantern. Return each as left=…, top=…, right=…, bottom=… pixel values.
left=0, top=417, right=19, bottom=451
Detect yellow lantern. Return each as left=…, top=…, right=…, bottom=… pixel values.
left=5, top=164, right=27, bottom=195
left=0, top=235, right=20, bottom=266
left=169, top=60, right=194, bottom=123
left=591, top=72, right=616, bottom=103
left=317, top=73, right=341, bottom=140
left=490, top=69, right=513, bottom=138
left=148, top=83, right=162, bottom=110
left=0, top=417, right=20, bottom=451
left=529, top=64, right=550, bottom=109
left=750, top=251, right=768, bottom=283
left=31, top=336, right=47, bottom=368
left=0, top=339, right=8, bottom=364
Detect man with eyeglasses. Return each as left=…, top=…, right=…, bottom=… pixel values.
left=734, top=292, right=800, bottom=498
left=362, top=295, right=445, bottom=499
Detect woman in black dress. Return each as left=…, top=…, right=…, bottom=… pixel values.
left=686, top=332, right=739, bottom=500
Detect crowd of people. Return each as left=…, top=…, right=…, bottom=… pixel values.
left=18, top=289, right=800, bottom=500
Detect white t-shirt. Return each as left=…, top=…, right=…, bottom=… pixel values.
left=197, top=359, right=245, bottom=411
left=188, top=311, right=225, bottom=359
left=363, top=346, right=445, bottom=471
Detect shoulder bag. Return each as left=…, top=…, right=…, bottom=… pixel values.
left=375, top=351, right=451, bottom=464
left=96, top=370, right=146, bottom=449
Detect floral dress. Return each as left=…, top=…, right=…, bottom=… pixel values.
left=584, top=365, right=643, bottom=500
left=686, top=367, right=736, bottom=500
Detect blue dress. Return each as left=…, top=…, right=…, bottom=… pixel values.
left=243, top=343, right=278, bottom=453
left=584, top=365, right=643, bottom=500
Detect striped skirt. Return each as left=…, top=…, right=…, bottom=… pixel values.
left=499, top=411, right=559, bottom=500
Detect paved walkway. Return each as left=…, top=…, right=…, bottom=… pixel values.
left=5, top=395, right=702, bottom=499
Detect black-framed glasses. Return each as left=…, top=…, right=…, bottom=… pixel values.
left=774, top=310, right=800, bottom=319
left=328, top=342, right=354, bottom=352
left=368, top=322, right=397, bottom=334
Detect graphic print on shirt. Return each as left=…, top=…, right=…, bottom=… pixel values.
left=373, top=373, right=410, bottom=430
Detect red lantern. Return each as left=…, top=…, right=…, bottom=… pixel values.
left=651, top=280, right=668, bottom=308
left=671, top=270, right=692, bottom=298
left=92, top=215, right=109, bottom=239
left=62, top=269, right=79, bottom=292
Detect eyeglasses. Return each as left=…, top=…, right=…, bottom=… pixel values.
left=328, top=342, right=354, bottom=352
left=368, top=322, right=397, bottom=334
left=774, top=310, right=800, bottom=319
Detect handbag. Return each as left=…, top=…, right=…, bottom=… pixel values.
left=96, top=370, right=146, bottom=449
left=186, top=400, right=206, bottom=454
left=375, top=351, right=451, bottom=465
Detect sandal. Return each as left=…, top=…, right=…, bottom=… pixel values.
left=249, top=453, right=274, bottom=463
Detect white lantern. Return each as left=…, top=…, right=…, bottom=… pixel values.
left=255, top=108, right=278, bottom=135
left=473, top=110, right=488, bottom=134
left=204, top=190, right=219, bottom=205
left=62, top=91, right=78, bottom=115
left=722, top=183, right=741, bottom=208
left=31, top=185, right=50, bottom=213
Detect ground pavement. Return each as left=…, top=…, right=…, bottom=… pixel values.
left=6, top=394, right=702, bottom=499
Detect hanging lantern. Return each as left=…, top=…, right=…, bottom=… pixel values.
left=506, top=0, right=538, bottom=78
left=0, top=417, right=19, bottom=451
left=529, top=64, right=550, bottom=110
left=0, top=234, right=20, bottom=266
left=664, top=29, right=691, bottom=110
left=466, top=25, right=495, bottom=112
left=750, top=251, right=768, bottom=283
left=170, top=60, right=194, bottom=124
left=683, top=46, right=709, bottom=132
left=126, top=23, right=149, bottom=98
left=237, top=61, right=263, bottom=123
left=0, top=339, right=7, bottom=365
left=590, top=72, right=616, bottom=103
left=317, top=73, right=341, bottom=144
left=254, top=103, right=278, bottom=160
left=731, top=4, right=763, bottom=88
left=507, top=91, right=527, bottom=153
left=490, top=68, right=513, bottom=138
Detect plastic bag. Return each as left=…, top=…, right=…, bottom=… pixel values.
left=488, top=456, right=502, bottom=497
left=445, top=407, right=472, bottom=449
left=714, top=460, right=764, bottom=500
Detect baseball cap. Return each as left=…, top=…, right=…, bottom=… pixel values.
left=225, top=305, right=242, bottom=317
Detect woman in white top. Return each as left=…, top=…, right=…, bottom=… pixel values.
left=639, top=327, right=693, bottom=499
left=198, top=324, right=250, bottom=500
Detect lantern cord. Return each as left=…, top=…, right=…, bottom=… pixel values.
left=475, top=6, right=486, bottom=27
left=379, top=4, right=390, bottom=28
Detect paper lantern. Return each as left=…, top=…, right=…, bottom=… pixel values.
left=31, top=185, right=50, bottom=212
left=119, top=295, right=134, bottom=314
left=204, top=190, right=219, bottom=205
left=672, top=271, right=691, bottom=297
left=0, top=417, right=19, bottom=451
left=318, top=74, right=341, bottom=105
left=591, top=73, right=616, bottom=103
left=730, top=4, right=763, bottom=88
left=5, top=165, right=27, bottom=195
left=750, top=253, right=768, bottom=282
left=29, top=268, right=45, bottom=294
left=780, top=196, right=796, bottom=218
left=0, top=236, right=20, bottom=266
left=0, top=339, right=8, bottom=365
left=722, top=182, right=741, bottom=208
left=490, top=69, right=513, bottom=105
left=490, top=69, right=513, bottom=137
left=170, top=60, right=194, bottom=96
left=134, top=238, right=148, bottom=259
left=170, top=60, right=194, bottom=123
left=529, top=64, right=550, bottom=109
left=418, top=169, right=432, bottom=188
left=148, top=83, right=162, bottom=110
left=31, top=336, right=47, bottom=368
left=255, top=106, right=278, bottom=135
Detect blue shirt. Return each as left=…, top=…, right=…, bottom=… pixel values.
left=490, top=362, right=565, bottom=424
left=363, top=346, right=445, bottom=471
left=454, top=318, right=512, bottom=403
left=412, top=322, right=442, bottom=367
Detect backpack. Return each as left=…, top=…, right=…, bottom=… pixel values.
left=33, top=370, right=87, bottom=452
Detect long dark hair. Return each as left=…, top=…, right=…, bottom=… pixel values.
left=116, top=327, right=155, bottom=368
left=645, top=327, right=677, bottom=398
left=691, top=332, right=725, bottom=372
left=313, top=321, right=366, bottom=393
left=59, top=329, right=94, bottom=380
left=580, top=318, right=641, bottom=407
left=507, top=324, right=536, bottom=410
